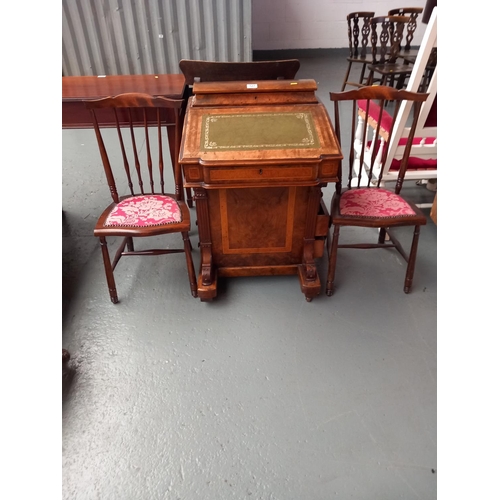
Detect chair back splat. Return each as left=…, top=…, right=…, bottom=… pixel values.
left=366, top=16, right=415, bottom=88
left=388, top=7, right=423, bottom=52
left=347, top=12, right=374, bottom=60
left=85, top=92, right=197, bottom=303
left=341, top=12, right=375, bottom=90
left=370, top=16, right=409, bottom=65
left=325, top=86, right=429, bottom=297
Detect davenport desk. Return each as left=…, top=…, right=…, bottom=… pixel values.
left=179, top=79, right=342, bottom=301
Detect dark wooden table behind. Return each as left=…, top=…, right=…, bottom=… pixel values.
left=62, top=74, right=185, bottom=128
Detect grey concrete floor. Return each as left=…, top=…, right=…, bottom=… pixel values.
left=62, top=50, right=437, bottom=499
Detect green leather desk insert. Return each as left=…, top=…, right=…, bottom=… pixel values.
left=200, top=111, right=320, bottom=152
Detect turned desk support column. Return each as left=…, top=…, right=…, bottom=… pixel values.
left=194, top=187, right=217, bottom=300
left=299, top=185, right=323, bottom=301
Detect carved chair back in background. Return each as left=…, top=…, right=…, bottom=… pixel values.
left=341, top=12, right=375, bottom=90
left=366, top=16, right=415, bottom=88
left=388, top=7, right=423, bottom=54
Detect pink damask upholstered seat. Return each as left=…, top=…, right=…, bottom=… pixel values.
left=339, top=188, right=416, bottom=218
left=86, top=93, right=197, bottom=303
left=104, top=195, right=182, bottom=227
left=326, top=86, right=429, bottom=297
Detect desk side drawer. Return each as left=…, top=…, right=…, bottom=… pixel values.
left=314, top=199, right=330, bottom=258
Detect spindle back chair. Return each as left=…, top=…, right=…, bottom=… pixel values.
left=326, top=86, right=428, bottom=297
left=86, top=92, right=197, bottom=303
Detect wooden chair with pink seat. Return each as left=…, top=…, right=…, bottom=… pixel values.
left=85, top=93, right=198, bottom=303
left=326, top=85, right=429, bottom=297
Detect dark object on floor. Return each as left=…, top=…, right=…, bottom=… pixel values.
left=62, top=349, right=70, bottom=363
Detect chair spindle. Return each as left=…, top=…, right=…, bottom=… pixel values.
left=128, top=108, right=144, bottom=195
left=90, top=109, right=119, bottom=204
left=143, top=108, right=154, bottom=193
left=157, top=108, right=165, bottom=195
left=113, top=108, right=134, bottom=196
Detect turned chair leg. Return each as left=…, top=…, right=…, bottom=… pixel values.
left=359, top=63, right=368, bottom=87
left=378, top=227, right=387, bottom=244
left=99, top=236, right=119, bottom=303
left=326, top=225, right=341, bottom=296
left=126, top=237, right=134, bottom=252
left=341, top=61, right=353, bottom=91
left=404, top=225, right=421, bottom=293
left=182, top=232, right=198, bottom=298
left=186, top=187, right=194, bottom=208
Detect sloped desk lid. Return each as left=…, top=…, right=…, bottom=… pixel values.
left=180, top=79, right=341, bottom=166
left=180, top=102, right=341, bottom=165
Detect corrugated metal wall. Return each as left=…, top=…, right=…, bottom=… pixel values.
left=62, top=0, right=252, bottom=76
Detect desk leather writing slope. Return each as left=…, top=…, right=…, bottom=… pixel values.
left=179, top=79, right=342, bottom=301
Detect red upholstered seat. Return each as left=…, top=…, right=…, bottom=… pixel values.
left=339, top=188, right=416, bottom=217
left=105, top=195, right=182, bottom=227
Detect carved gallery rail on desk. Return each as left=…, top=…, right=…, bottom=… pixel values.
left=179, top=79, right=342, bottom=302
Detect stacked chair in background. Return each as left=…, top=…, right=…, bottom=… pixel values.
left=339, top=6, right=437, bottom=201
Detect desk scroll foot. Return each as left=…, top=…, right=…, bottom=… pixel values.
left=197, top=270, right=218, bottom=302
left=298, top=264, right=321, bottom=302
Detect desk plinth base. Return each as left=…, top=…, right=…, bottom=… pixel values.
left=196, top=264, right=321, bottom=301
left=192, top=184, right=327, bottom=302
